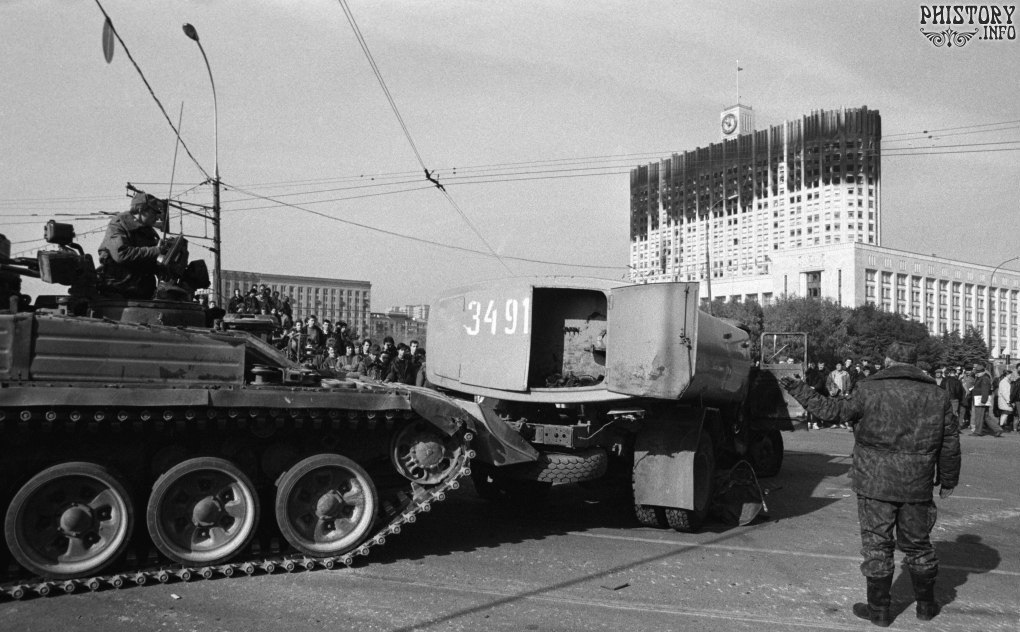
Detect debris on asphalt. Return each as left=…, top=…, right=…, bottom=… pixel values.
left=600, top=581, right=630, bottom=591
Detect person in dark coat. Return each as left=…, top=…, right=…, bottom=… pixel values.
left=97, top=191, right=166, bottom=299
left=939, top=367, right=966, bottom=426
left=204, top=300, right=226, bottom=327
left=304, top=315, right=325, bottom=351
left=227, top=288, right=245, bottom=313
left=969, top=363, right=999, bottom=437
left=356, top=344, right=381, bottom=380
left=385, top=343, right=417, bottom=385
left=333, top=321, right=350, bottom=350
left=375, top=349, right=393, bottom=382
left=780, top=341, right=960, bottom=627
left=409, top=339, right=424, bottom=369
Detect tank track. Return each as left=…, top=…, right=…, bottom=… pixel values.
left=0, top=403, right=474, bottom=600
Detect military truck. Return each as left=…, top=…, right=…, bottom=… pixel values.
left=427, top=277, right=791, bottom=531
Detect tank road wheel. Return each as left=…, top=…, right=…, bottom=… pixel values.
left=664, top=432, right=716, bottom=533
left=146, top=457, right=259, bottom=565
left=274, top=454, right=378, bottom=557
left=391, top=421, right=467, bottom=485
left=4, top=462, right=134, bottom=579
left=749, top=428, right=784, bottom=478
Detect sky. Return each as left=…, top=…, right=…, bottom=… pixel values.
left=1, top=1, right=1018, bottom=310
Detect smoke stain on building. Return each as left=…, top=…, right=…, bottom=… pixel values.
left=628, top=104, right=1020, bottom=358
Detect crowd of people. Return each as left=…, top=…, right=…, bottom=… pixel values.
left=803, top=358, right=1020, bottom=436
left=223, top=283, right=428, bottom=386
left=226, top=284, right=295, bottom=328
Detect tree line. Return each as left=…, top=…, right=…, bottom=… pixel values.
left=709, top=296, right=992, bottom=371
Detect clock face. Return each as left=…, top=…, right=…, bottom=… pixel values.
left=721, top=113, right=737, bottom=135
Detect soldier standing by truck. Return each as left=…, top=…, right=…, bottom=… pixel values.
left=780, top=341, right=960, bottom=627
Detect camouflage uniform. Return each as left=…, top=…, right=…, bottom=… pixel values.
left=787, top=364, right=960, bottom=578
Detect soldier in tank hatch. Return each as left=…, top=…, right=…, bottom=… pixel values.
left=97, top=191, right=167, bottom=300
left=780, top=341, right=960, bottom=627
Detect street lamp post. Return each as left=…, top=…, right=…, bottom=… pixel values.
left=987, top=255, right=1020, bottom=357
left=182, top=23, right=221, bottom=305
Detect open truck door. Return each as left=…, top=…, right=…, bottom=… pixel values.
left=748, top=332, right=808, bottom=430
left=606, top=282, right=698, bottom=399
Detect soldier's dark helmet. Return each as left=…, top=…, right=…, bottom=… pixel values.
left=130, top=191, right=166, bottom=218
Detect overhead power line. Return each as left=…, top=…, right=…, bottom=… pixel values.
left=91, top=0, right=210, bottom=182
left=220, top=180, right=624, bottom=271
left=882, top=119, right=1020, bottom=139
left=1, top=120, right=1016, bottom=211
left=334, top=0, right=513, bottom=275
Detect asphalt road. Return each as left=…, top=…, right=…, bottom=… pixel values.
left=3, top=429, right=1018, bottom=632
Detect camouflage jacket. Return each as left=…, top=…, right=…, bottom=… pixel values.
left=788, top=364, right=960, bottom=502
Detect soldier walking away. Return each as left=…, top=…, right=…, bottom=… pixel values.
left=97, top=191, right=167, bottom=299
left=969, top=363, right=1000, bottom=437
left=780, top=342, right=960, bottom=627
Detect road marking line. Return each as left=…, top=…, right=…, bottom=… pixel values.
left=569, top=532, right=1020, bottom=577
left=940, top=496, right=1004, bottom=501
left=821, top=488, right=1003, bottom=501
left=353, top=571, right=868, bottom=631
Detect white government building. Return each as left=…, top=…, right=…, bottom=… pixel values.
left=629, top=104, right=1019, bottom=358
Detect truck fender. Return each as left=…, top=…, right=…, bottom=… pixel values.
left=632, top=408, right=708, bottom=509
left=449, top=399, right=540, bottom=466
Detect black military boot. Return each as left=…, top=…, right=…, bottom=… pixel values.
left=852, top=575, right=893, bottom=627
left=910, top=570, right=940, bottom=620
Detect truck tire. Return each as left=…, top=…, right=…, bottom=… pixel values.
left=664, top=432, right=715, bottom=533
left=509, top=449, right=608, bottom=485
left=749, top=428, right=784, bottom=478
left=634, top=505, right=666, bottom=528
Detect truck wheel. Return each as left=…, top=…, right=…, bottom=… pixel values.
left=749, top=429, right=784, bottom=478
left=664, top=432, right=715, bottom=533
left=634, top=505, right=666, bottom=528
left=509, top=449, right=608, bottom=485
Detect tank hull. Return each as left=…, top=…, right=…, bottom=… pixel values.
left=0, top=311, right=477, bottom=591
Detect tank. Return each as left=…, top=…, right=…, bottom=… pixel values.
left=0, top=224, right=476, bottom=597
left=426, top=277, right=777, bottom=533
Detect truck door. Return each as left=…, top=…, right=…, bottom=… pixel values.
left=429, top=282, right=534, bottom=392
left=749, top=332, right=808, bottom=428
left=606, top=282, right=699, bottom=399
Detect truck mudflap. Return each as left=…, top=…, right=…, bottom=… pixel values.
left=449, top=399, right=540, bottom=466
left=632, top=409, right=707, bottom=509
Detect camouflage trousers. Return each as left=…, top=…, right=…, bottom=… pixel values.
left=857, top=495, right=938, bottom=578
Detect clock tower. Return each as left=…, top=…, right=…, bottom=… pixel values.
left=720, top=103, right=755, bottom=140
